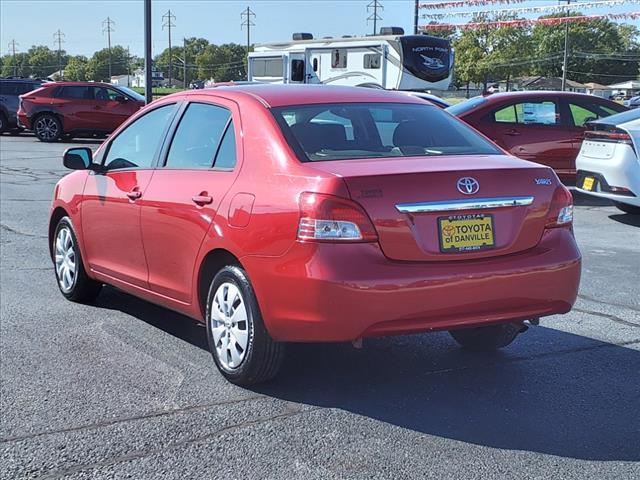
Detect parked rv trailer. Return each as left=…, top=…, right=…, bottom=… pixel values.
left=248, top=30, right=453, bottom=91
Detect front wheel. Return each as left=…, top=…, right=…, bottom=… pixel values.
left=206, top=265, right=285, bottom=385
left=34, top=114, right=62, bottom=142
left=614, top=202, right=640, bottom=215
left=53, top=217, right=102, bottom=302
left=449, top=323, right=523, bottom=351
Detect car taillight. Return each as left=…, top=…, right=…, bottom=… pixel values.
left=298, top=192, right=378, bottom=242
left=584, top=129, right=632, bottom=145
left=545, top=186, right=573, bottom=228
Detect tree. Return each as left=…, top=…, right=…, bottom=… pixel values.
left=24, top=45, right=66, bottom=78
left=64, top=56, right=89, bottom=81
left=196, top=43, right=247, bottom=82
left=86, top=45, right=131, bottom=81
left=531, top=13, right=638, bottom=84
left=422, top=22, right=457, bottom=41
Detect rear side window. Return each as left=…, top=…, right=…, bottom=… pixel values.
left=493, top=101, right=558, bottom=125
left=569, top=101, right=622, bottom=127
left=272, top=102, right=501, bottom=162
left=165, top=103, right=233, bottom=169
left=56, top=86, right=90, bottom=99
left=104, top=104, right=176, bottom=170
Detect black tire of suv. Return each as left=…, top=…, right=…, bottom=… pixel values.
left=614, top=202, right=640, bottom=215
left=53, top=217, right=102, bottom=303
left=449, top=323, right=522, bottom=351
left=205, top=265, right=285, bottom=385
left=0, top=112, right=7, bottom=133
left=34, top=113, right=62, bottom=142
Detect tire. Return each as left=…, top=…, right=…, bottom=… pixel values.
left=34, top=114, right=62, bottom=142
left=449, top=323, right=523, bottom=351
left=0, top=113, right=7, bottom=133
left=614, top=202, right=640, bottom=215
left=53, top=217, right=102, bottom=302
left=205, top=265, right=285, bottom=385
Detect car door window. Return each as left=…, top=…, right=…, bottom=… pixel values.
left=214, top=121, right=237, bottom=169
left=165, top=103, right=232, bottom=169
left=56, top=86, right=91, bottom=99
left=92, top=86, right=121, bottom=101
left=568, top=102, right=618, bottom=127
left=104, top=104, right=176, bottom=170
left=494, top=101, right=559, bottom=125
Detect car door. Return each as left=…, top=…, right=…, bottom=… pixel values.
left=81, top=103, right=178, bottom=288
left=140, top=99, right=242, bottom=303
left=90, top=86, right=140, bottom=132
left=52, top=85, right=95, bottom=131
left=562, top=98, right=626, bottom=174
left=487, top=98, right=573, bottom=172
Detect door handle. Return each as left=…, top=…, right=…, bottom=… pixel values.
left=505, top=129, right=521, bottom=136
left=192, top=194, right=213, bottom=205
left=95, top=106, right=103, bottom=110
left=126, top=189, right=142, bottom=200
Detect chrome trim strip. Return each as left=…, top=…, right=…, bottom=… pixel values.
left=395, top=196, right=535, bottom=213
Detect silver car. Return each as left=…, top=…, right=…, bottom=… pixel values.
left=576, top=109, right=640, bottom=214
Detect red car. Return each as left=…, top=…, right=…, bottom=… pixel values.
left=18, top=81, right=144, bottom=142
left=50, top=85, right=581, bottom=384
left=447, top=91, right=627, bottom=180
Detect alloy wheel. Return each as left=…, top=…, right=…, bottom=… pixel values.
left=210, top=282, right=249, bottom=369
left=54, top=226, right=76, bottom=293
left=35, top=117, right=59, bottom=141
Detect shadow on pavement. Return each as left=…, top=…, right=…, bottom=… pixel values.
left=94, top=286, right=640, bottom=462
left=570, top=189, right=612, bottom=207
left=609, top=213, right=640, bottom=227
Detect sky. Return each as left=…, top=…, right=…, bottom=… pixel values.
left=1, top=0, right=638, bottom=58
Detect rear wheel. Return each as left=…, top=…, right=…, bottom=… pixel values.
left=449, top=323, right=523, bottom=351
left=0, top=113, right=7, bottom=133
left=614, top=202, right=640, bottom=215
left=205, top=265, right=285, bottom=385
left=34, top=114, right=62, bottom=142
left=53, top=217, right=102, bottom=302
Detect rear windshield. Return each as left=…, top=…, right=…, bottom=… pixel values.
left=272, top=102, right=501, bottom=162
left=445, top=96, right=488, bottom=116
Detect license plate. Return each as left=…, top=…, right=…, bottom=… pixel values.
left=582, top=176, right=595, bottom=191
left=438, top=214, right=495, bottom=253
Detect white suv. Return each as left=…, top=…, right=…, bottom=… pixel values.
left=576, top=109, right=640, bottom=214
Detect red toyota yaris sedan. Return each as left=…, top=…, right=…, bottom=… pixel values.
left=49, top=85, right=581, bottom=384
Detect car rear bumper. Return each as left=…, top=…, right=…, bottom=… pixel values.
left=243, top=228, right=581, bottom=342
left=575, top=145, right=640, bottom=207
left=17, top=111, right=31, bottom=130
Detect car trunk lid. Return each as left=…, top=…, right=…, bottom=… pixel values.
left=310, top=155, right=559, bottom=261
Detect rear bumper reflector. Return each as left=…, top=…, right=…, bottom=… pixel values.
left=395, top=196, right=535, bottom=213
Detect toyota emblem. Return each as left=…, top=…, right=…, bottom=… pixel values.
left=457, top=177, right=480, bottom=195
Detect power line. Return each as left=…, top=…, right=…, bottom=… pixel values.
left=367, top=0, right=383, bottom=36
left=102, top=17, right=115, bottom=80
left=162, top=9, right=176, bottom=88
left=53, top=29, right=65, bottom=79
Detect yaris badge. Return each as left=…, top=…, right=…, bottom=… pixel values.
left=457, top=177, right=480, bottom=195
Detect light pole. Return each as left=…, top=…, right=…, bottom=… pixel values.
left=561, top=0, right=571, bottom=91
left=144, top=0, right=152, bottom=103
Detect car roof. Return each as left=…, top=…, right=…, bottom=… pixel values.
left=179, top=84, right=428, bottom=108
left=481, top=91, right=609, bottom=102
left=43, top=81, right=114, bottom=87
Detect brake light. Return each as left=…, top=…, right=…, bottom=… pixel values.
left=584, top=129, right=632, bottom=145
left=545, top=186, right=573, bottom=228
left=298, top=192, right=378, bottom=242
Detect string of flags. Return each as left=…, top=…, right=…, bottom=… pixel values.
left=421, top=0, right=638, bottom=20
left=421, top=11, right=640, bottom=30
left=420, top=0, right=526, bottom=9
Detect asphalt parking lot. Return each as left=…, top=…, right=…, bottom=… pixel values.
left=1, top=134, right=639, bottom=480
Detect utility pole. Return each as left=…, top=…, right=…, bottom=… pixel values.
left=183, top=38, right=187, bottom=88
left=102, top=17, right=115, bottom=81
left=8, top=40, right=18, bottom=76
left=367, top=1, right=383, bottom=36
left=561, top=0, right=571, bottom=91
left=414, top=0, right=419, bottom=35
left=53, top=30, right=65, bottom=80
left=241, top=7, right=256, bottom=53
left=127, top=45, right=131, bottom=86
left=144, top=0, right=152, bottom=103
left=162, top=10, right=176, bottom=88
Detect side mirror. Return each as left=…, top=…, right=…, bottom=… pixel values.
left=63, top=147, right=92, bottom=170
left=115, top=95, right=128, bottom=103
